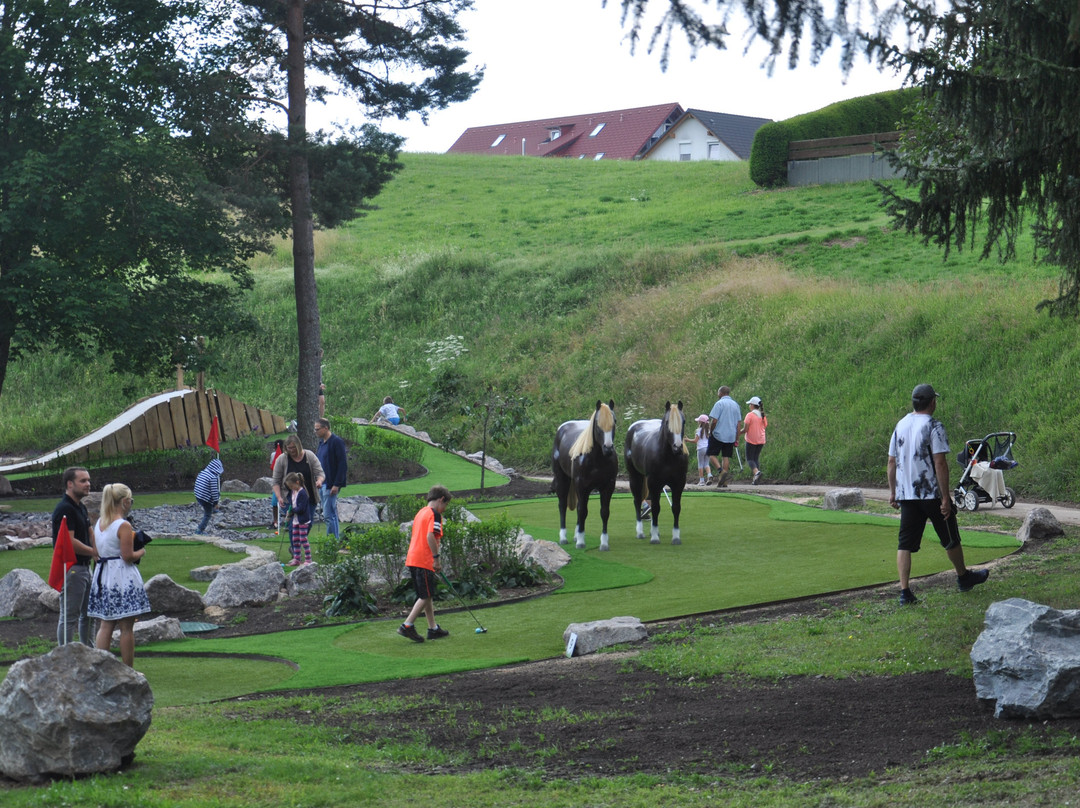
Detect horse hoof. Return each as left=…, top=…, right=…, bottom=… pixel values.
left=576, top=541, right=586, bottom=550
left=599, top=544, right=610, bottom=552
left=649, top=537, right=660, bottom=545
left=636, top=533, right=646, bottom=540
left=671, top=537, right=682, bottom=545
left=559, top=538, right=568, bottom=546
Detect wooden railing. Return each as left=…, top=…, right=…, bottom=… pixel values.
left=788, top=131, right=903, bottom=161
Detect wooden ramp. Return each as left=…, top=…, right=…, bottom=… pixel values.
left=0, top=389, right=287, bottom=474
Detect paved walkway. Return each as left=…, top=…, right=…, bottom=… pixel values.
left=699, top=481, right=1080, bottom=527
left=537, top=475, right=1080, bottom=527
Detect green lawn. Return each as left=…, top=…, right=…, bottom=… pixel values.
left=132, top=491, right=1017, bottom=705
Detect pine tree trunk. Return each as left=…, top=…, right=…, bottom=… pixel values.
left=287, top=0, right=321, bottom=448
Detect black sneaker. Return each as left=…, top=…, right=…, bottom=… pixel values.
left=958, top=568, right=989, bottom=592
left=899, top=589, right=918, bottom=605
left=397, top=623, right=424, bottom=643
left=427, top=625, right=449, bottom=640
left=717, top=471, right=731, bottom=487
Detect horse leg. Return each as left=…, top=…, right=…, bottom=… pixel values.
left=554, top=470, right=571, bottom=546
left=574, top=488, right=588, bottom=549
left=598, top=482, right=614, bottom=551
left=630, top=475, right=646, bottom=540
left=670, top=485, right=682, bottom=545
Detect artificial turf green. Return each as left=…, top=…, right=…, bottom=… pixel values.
left=136, top=491, right=1018, bottom=703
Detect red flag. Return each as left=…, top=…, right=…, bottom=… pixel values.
left=48, top=516, right=76, bottom=592
left=270, top=442, right=283, bottom=471
left=206, top=416, right=220, bottom=452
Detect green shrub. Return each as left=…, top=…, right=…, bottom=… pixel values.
left=318, top=534, right=380, bottom=617
left=749, top=88, right=918, bottom=187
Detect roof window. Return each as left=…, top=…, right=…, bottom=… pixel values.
left=589, top=123, right=606, bottom=137
left=490, top=134, right=506, bottom=148
left=594, top=153, right=605, bottom=161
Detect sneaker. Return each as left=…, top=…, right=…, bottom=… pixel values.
left=899, top=589, right=918, bottom=605
left=427, top=625, right=449, bottom=640
left=717, top=471, right=731, bottom=487
left=958, top=568, right=990, bottom=592
left=697, top=478, right=705, bottom=486
left=639, top=501, right=651, bottom=518
left=397, top=623, right=424, bottom=643
left=285, top=558, right=300, bottom=567
left=752, top=470, right=762, bottom=485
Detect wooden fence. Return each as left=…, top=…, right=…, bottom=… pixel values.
left=63, top=388, right=287, bottom=464
left=787, top=131, right=903, bottom=161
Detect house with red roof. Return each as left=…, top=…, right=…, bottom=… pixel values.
left=446, top=103, right=685, bottom=160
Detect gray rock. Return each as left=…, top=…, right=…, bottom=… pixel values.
left=251, top=476, right=275, bottom=494
left=37, top=586, right=61, bottom=614
left=103, top=615, right=186, bottom=647
left=286, top=563, right=324, bottom=596
left=336, top=497, right=381, bottom=525
left=189, top=565, right=221, bottom=582
left=972, top=598, right=1080, bottom=719
left=0, top=568, right=51, bottom=618
left=0, top=644, right=153, bottom=782
left=823, top=488, right=865, bottom=510
left=0, top=475, right=12, bottom=495
left=517, top=533, right=571, bottom=574
left=144, top=574, right=204, bottom=614
left=203, top=562, right=286, bottom=607
left=221, top=479, right=251, bottom=493
left=1017, top=507, right=1064, bottom=543
left=563, top=616, right=647, bottom=656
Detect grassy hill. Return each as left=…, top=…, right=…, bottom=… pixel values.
left=2, top=154, right=1075, bottom=498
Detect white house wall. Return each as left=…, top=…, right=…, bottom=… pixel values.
left=645, top=119, right=741, bottom=162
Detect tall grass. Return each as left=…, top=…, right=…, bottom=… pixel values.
left=2, top=154, right=1072, bottom=499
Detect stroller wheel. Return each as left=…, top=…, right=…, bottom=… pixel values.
left=960, top=488, right=979, bottom=512
left=1000, top=488, right=1016, bottom=509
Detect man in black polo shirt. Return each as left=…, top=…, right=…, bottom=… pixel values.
left=52, top=466, right=96, bottom=645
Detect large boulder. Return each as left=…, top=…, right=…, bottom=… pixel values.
left=251, top=476, right=275, bottom=495
left=285, top=563, right=323, bottom=596
left=103, top=615, right=186, bottom=647
left=337, top=497, right=380, bottom=525
left=0, top=643, right=153, bottom=783
left=1017, top=508, right=1064, bottom=543
left=144, top=574, right=204, bottom=614
left=203, top=562, right=286, bottom=607
left=972, top=598, right=1080, bottom=719
left=517, top=533, right=571, bottom=574
left=0, top=568, right=51, bottom=618
left=221, top=479, right=251, bottom=493
left=563, top=616, right=647, bottom=656
left=823, top=488, right=865, bottom=511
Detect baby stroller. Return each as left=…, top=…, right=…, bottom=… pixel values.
left=953, top=431, right=1018, bottom=512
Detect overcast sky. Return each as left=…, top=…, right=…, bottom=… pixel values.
left=313, top=0, right=906, bottom=153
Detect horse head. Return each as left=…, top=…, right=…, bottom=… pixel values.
left=593, top=399, right=617, bottom=456
left=662, top=400, right=687, bottom=456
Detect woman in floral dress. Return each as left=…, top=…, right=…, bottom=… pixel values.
left=88, top=483, right=150, bottom=666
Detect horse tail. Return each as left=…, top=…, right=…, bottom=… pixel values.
left=641, top=479, right=650, bottom=504
left=567, top=465, right=578, bottom=511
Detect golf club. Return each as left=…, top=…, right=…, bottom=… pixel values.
left=437, top=570, right=488, bottom=633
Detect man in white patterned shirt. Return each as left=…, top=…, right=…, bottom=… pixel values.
left=887, top=384, right=989, bottom=605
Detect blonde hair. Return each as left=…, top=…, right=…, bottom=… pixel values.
left=569, top=401, right=615, bottom=458
left=99, top=483, right=132, bottom=527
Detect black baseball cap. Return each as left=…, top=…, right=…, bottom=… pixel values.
left=912, top=384, right=940, bottom=408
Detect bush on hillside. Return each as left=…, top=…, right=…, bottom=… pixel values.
left=749, top=89, right=918, bottom=187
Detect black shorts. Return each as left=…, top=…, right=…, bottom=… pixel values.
left=707, top=436, right=735, bottom=458
left=408, top=566, right=438, bottom=602
left=897, top=500, right=961, bottom=552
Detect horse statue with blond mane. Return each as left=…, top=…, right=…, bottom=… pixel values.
left=625, top=401, right=689, bottom=545
left=551, top=400, right=618, bottom=551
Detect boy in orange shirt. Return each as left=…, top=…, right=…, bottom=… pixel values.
left=398, top=485, right=453, bottom=642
